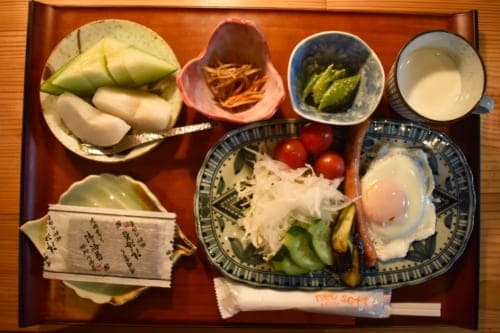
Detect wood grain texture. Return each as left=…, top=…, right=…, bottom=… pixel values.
left=1, top=0, right=499, bottom=332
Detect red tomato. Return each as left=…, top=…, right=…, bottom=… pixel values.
left=299, top=122, right=334, bottom=155
left=314, top=151, right=345, bottom=179
left=273, top=138, right=308, bottom=169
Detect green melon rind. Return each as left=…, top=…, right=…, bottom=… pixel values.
left=41, top=37, right=178, bottom=96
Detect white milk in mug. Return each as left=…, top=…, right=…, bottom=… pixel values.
left=387, top=30, right=493, bottom=123
left=398, top=49, right=461, bottom=120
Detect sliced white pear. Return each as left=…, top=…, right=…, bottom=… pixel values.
left=57, top=92, right=130, bottom=147
left=92, top=86, right=171, bottom=132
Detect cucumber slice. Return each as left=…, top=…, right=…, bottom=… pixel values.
left=283, top=225, right=324, bottom=271
left=308, top=218, right=333, bottom=266
left=272, top=252, right=309, bottom=275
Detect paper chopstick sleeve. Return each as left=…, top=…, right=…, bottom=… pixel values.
left=42, top=204, right=176, bottom=288
left=213, top=277, right=392, bottom=319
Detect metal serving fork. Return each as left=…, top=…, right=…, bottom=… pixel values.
left=79, top=122, right=216, bottom=156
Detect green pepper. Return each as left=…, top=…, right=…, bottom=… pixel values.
left=301, top=73, right=320, bottom=102
left=318, top=74, right=360, bottom=112
left=331, top=204, right=356, bottom=273
left=331, top=68, right=348, bottom=82
left=340, top=236, right=362, bottom=287
left=311, top=65, right=335, bottom=105
left=312, top=67, right=348, bottom=105
left=331, top=204, right=356, bottom=253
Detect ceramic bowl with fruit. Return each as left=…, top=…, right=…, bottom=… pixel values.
left=177, top=17, right=285, bottom=124
left=288, top=31, right=384, bottom=126
left=39, top=19, right=183, bottom=162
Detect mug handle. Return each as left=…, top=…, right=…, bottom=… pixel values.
left=472, top=95, right=495, bottom=114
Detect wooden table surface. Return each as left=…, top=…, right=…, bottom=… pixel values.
left=1, top=0, right=499, bottom=332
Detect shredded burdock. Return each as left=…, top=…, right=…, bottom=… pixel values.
left=203, top=56, right=267, bottom=112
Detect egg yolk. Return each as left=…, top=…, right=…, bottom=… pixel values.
left=362, top=179, right=409, bottom=227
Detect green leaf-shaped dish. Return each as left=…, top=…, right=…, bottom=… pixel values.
left=21, top=173, right=196, bottom=305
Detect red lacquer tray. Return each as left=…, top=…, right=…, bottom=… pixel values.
left=19, top=1, right=480, bottom=329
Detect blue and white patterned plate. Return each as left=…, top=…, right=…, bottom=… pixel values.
left=194, top=119, right=476, bottom=290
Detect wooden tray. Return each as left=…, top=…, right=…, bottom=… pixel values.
left=19, top=1, right=480, bottom=329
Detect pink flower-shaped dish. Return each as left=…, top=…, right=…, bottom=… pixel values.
left=177, top=18, right=285, bottom=124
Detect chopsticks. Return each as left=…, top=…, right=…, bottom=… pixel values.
left=390, top=303, right=441, bottom=317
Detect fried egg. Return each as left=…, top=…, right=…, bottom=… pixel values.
left=361, top=145, right=436, bottom=261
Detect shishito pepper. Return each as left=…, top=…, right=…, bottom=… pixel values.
left=311, top=65, right=335, bottom=104
left=300, top=61, right=359, bottom=112
left=304, top=65, right=347, bottom=105
left=318, top=74, right=360, bottom=112
left=340, top=238, right=362, bottom=288
left=331, top=204, right=356, bottom=255
left=301, top=73, right=320, bottom=103
left=331, top=204, right=355, bottom=273
left=331, top=204, right=362, bottom=287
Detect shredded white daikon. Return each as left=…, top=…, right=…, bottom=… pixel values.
left=236, top=151, right=351, bottom=260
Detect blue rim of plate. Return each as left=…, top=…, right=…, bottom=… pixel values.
left=194, top=118, right=476, bottom=290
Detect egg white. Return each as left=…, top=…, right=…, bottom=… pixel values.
left=361, top=145, right=436, bottom=261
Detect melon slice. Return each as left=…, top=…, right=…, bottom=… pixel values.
left=40, top=62, right=76, bottom=95
left=80, top=39, right=117, bottom=88
left=41, top=37, right=178, bottom=96
left=101, top=37, right=135, bottom=86
left=103, top=37, right=177, bottom=86
left=49, top=59, right=96, bottom=96
left=119, top=46, right=177, bottom=86
left=57, top=92, right=130, bottom=146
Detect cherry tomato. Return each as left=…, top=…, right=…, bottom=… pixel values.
left=299, top=122, right=334, bottom=155
left=273, top=138, right=308, bottom=169
left=313, top=151, right=345, bottom=179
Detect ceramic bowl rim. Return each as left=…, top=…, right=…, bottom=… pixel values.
left=287, top=30, right=385, bottom=126
left=176, top=17, right=285, bottom=124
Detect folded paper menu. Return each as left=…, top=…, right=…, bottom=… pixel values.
left=43, top=204, right=176, bottom=288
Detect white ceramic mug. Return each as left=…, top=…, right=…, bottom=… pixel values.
left=387, top=30, right=494, bottom=123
